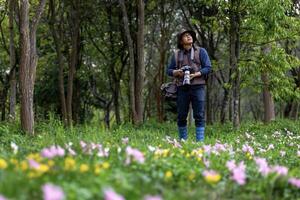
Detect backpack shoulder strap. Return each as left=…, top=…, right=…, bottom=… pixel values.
left=193, top=46, right=202, bottom=67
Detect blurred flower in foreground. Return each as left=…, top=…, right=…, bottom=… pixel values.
left=288, top=178, right=300, bottom=188
left=64, top=157, right=76, bottom=171
left=226, top=160, right=247, bottom=185
left=0, top=159, right=8, bottom=169
left=104, top=188, right=125, bottom=200
left=202, top=170, right=221, bottom=184
left=165, top=170, right=173, bottom=180
left=0, top=194, right=7, bottom=200
left=125, top=146, right=145, bottom=164
left=41, top=146, right=65, bottom=159
left=42, top=183, right=65, bottom=200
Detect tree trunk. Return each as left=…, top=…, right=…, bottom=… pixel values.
left=19, top=0, right=46, bottom=134
left=261, top=73, right=275, bottom=123
left=114, top=81, right=121, bottom=124
left=20, top=0, right=33, bottom=133
left=261, top=45, right=275, bottom=123
left=135, top=0, right=145, bottom=124
left=8, top=0, right=17, bottom=121
left=220, top=88, right=229, bottom=124
left=0, top=86, right=8, bottom=121
left=290, top=101, right=299, bottom=120
left=49, top=0, right=67, bottom=125
left=119, top=0, right=138, bottom=124
left=229, top=0, right=240, bottom=128
left=156, top=42, right=166, bottom=122
left=66, top=1, right=80, bottom=127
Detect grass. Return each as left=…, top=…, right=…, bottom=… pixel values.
left=0, top=119, right=299, bottom=200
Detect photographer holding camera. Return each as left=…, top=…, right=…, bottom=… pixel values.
left=166, top=30, right=211, bottom=142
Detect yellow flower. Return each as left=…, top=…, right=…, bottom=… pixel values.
left=164, top=149, right=170, bottom=157
left=246, top=152, right=253, bottom=160
left=186, top=153, right=191, bottom=158
left=28, top=171, right=41, bottom=178
left=10, top=158, right=18, bottom=165
left=80, top=164, right=89, bottom=173
left=47, top=160, right=55, bottom=168
left=165, top=171, right=173, bottom=179
left=197, top=157, right=202, bottom=163
left=188, top=172, right=196, bottom=181
left=64, top=157, right=76, bottom=171
left=27, top=153, right=42, bottom=162
left=94, top=165, right=102, bottom=175
left=102, top=162, right=110, bottom=169
left=0, top=159, right=8, bottom=169
left=20, top=160, right=28, bottom=171
left=204, top=173, right=221, bottom=184
left=37, top=164, right=49, bottom=173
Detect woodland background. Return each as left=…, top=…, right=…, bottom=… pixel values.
left=0, top=0, right=299, bottom=134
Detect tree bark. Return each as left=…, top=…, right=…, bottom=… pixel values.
left=119, top=0, right=138, bottom=124
left=229, top=0, right=240, bottom=128
left=8, top=0, right=17, bottom=121
left=19, top=0, right=46, bottom=134
left=261, top=72, right=275, bottom=122
left=135, top=0, right=145, bottom=123
left=261, top=45, right=275, bottom=123
left=220, top=88, right=230, bottom=124
left=66, top=0, right=80, bottom=127
left=49, top=0, right=68, bottom=125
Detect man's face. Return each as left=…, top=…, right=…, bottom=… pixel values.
left=181, top=33, right=193, bottom=46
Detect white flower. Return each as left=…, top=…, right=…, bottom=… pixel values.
left=11, top=142, right=18, bottom=154
left=148, top=146, right=156, bottom=152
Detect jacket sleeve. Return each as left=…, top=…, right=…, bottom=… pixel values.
left=166, top=54, right=176, bottom=77
left=199, top=48, right=212, bottom=75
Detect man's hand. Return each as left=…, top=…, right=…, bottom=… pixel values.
left=190, top=71, right=201, bottom=80
left=173, top=69, right=184, bottom=77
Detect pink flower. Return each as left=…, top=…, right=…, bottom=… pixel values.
left=226, top=160, right=236, bottom=171
left=228, top=161, right=247, bottom=185
left=203, top=145, right=212, bottom=155
left=165, top=136, right=182, bottom=148
left=42, top=183, right=65, bottom=200
left=203, top=158, right=210, bottom=168
left=41, top=146, right=65, bottom=159
left=0, top=195, right=7, bottom=200
left=242, top=144, right=254, bottom=155
left=271, top=165, right=288, bottom=176
left=104, top=188, right=125, bottom=200
left=288, top=178, right=300, bottom=188
left=297, top=150, right=300, bottom=157
left=28, top=159, right=40, bottom=169
left=254, top=157, right=270, bottom=176
left=214, top=143, right=226, bottom=152
left=125, top=146, right=145, bottom=164
left=144, top=195, right=163, bottom=200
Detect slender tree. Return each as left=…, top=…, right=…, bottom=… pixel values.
left=19, top=0, right=46, bottom=134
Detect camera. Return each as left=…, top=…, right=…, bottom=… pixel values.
left=181, top=65, right=192, bottom=85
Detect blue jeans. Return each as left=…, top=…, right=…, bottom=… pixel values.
left=177, top=85, right=206, bottom=127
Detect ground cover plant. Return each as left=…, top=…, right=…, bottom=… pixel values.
left=0, top=119, right=299, bottom=200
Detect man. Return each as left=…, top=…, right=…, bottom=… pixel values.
left=166, top=30, right=211, bottom=142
